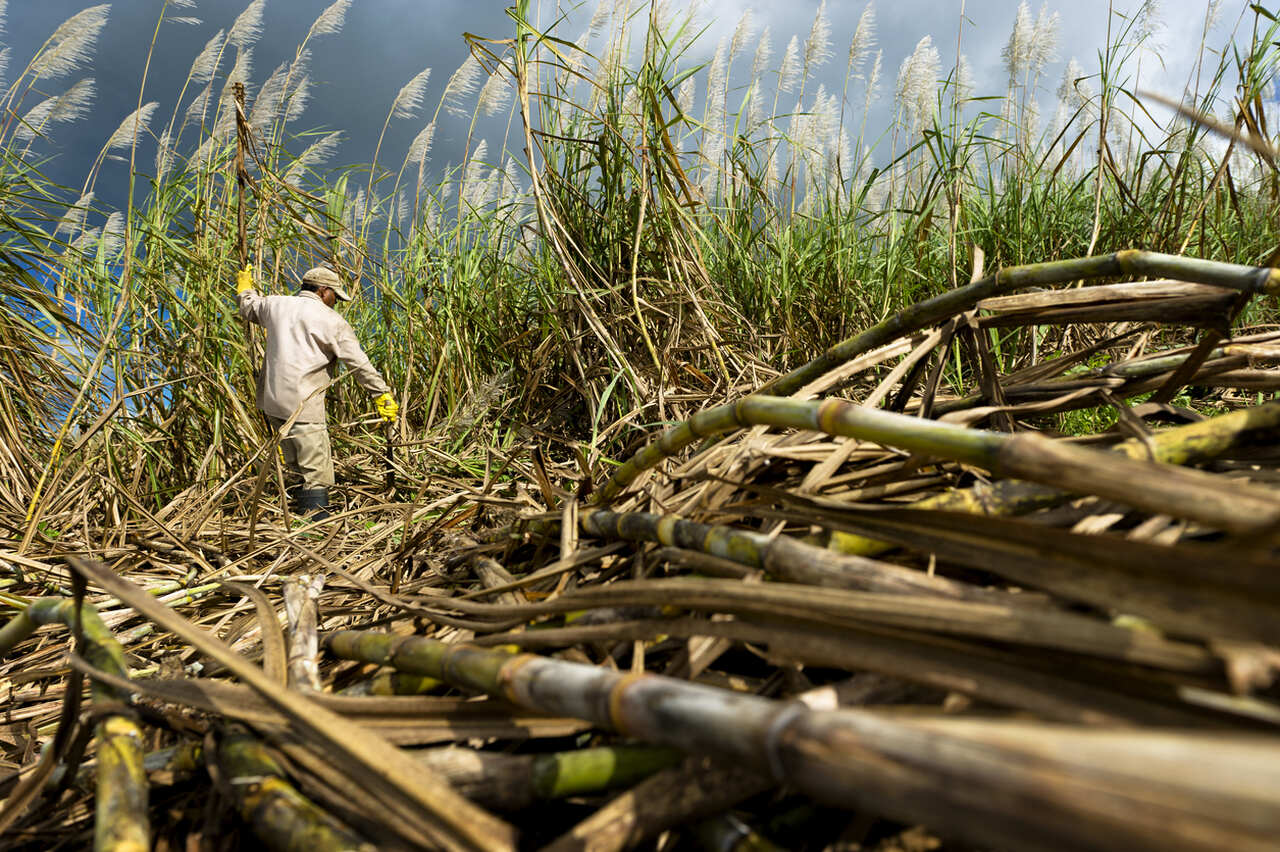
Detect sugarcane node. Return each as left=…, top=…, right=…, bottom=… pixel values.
left=496, top=652, right=541, bottom=706
left=762, top=702, right=808, bottom=783
left=606, top=671, right=653, bottom=735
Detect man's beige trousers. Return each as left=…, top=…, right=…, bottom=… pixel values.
left=267, top=417, right=335, bottom=488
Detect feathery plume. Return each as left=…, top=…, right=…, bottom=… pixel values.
left=674, top=0, right=703, bottom=52
left=443, top=55, right=482, bottom=118
left=778, top=35, right=801, bottom=94
left=284, top=130, right=343, bottom=184
left=226, top=48, right=253, bottom=86
left=476, top=71, right=510, bottom=117
left=345, top=188, right=367, bottom=233
left=751, top=25, right=773, bottom=82
left=462, top=139, right=489, bottom=210
left=191, top=134, right=223, bottom=167
left=699, top=40, right=729, bottom=196
left=863, top=49, right=882, bottom=111
left=286, top=73, right=310, bottom=122
left=1021, top=96, right=1041, bottom=140
left=101, top=211, right=125, bottom=255
left=849, top=3, right=876, bottom=75
left=895, top=36, right=940, bottom=134
left=105, top=102, right=158, bottom=151
left=391, top=66, right=432, bottom=120
left=185, top=85, right=213, bottom=126
left=705, top=38, right=728, bottom=113
left=496, top=156, right=521, bottom=209
left=651, top=0, right=674, bottom=35
left=836, top=129, right=852, bottom=183
left=954, top=54, right=974, bottom=103
left=600, top=39, right=625, bottom=87
left=211, top=49, right=253, bottom=139
left=554, top=28, right=587, bottom=97
left=189, top=31, right=224, bottom=86
left=308, top=0, right=350, bottom=38
left=1136, top=0, right=1163, bottom=44
left=561, top=29, right=588, bottom=76
left=481, top=165, right=502, bottom=209
left=155, top=131, right=174, bottom=182
left=15, top=78, right=95, bottom=141
left=228, top=0, right=266, bottom=49
left=421, top=196, right=441, bottom=237
left=250, top=61, right=288, bottom=131
left=169, top=17, right=202, bottom=26
left=30, top=5, right=109, bottom=81
left=808, top=85, right=840, bottom=174
left=1002, top=2, right=1034, bottom=82
left=803, top=0, right=832, bottom=77
left=1205, top=0, right=1223, bottom=29
left=620, top=85, right=641, bottom=137
left=210, top=55, right=250, bottom=145
left=0, top=47, right=10, bottom=92
left=0, top=1, right=8, bottom=38
left=814, top=85, right=839, bottom=143
left=407, top=122, right=435, bottom=165
left=747, top=81, right=766, bottom=130
left=587, top=0, right=611, bottom=38
left=56, top=191, right=93, bottom=237
left=171, top=0, right=196, bottom=7
left=70, top=226, right=101, bottom=255
left=248, top=49, right=309, bottom=131
left=1030, top=4, right=1060, bottom=74
left=730, top=9, right=754, bottom=62
left=394, top=189, right=410, bottom=228
left=676, top=76, right=696, bottom=115
left=1057, top=57, right=1091, bottom=114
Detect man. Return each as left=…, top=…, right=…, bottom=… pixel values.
left=235, top=264, right=397, bottom=519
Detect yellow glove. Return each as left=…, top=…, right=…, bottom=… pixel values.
left=374, top=392, right=398, bottom=422
left=235, top=266, right=254, bottom=294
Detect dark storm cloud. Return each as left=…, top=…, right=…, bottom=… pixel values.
left=9, top=0, right=516, bottom=208
left=6, top=0, right=1240, bottom=213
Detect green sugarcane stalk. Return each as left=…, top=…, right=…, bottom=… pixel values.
left=832, top=399, right=1280, bottom=555
left=533, top=743, right=683, bottom=800
left=592, top=252, right=1278, bottom=512
left=417, top=576, right=1209, bottom=669
left=757, top=250, right=1278, bottom=399
left=215, top=729, right=375, bottom=852
left=0, top=598, right=148, bottom=852
left=593, top=395, right=1280, bottom=537
left=579, top=509, right=1007, bottom=602
left=930, top=354, right=1246, bottom=417
left=542, top=757, right=772, bottom=852
left=339, top=669, right=442, bottom=696
left=414, top=744, right=683, bottom=810
left=324, top=630, right=1280, bottom=852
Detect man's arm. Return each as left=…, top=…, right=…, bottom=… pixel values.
left=330, top=321, right=393, bottom=396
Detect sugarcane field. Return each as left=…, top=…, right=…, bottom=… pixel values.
left=3, top=0, right=1280, bottom=850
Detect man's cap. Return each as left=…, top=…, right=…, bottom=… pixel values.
left=301, top=266, right=353, bottom=302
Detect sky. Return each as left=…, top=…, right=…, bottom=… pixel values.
left=4, top=0, right=1262, bottom=210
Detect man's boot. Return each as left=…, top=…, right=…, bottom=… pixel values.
left=295, top=487, right=331, bottom=521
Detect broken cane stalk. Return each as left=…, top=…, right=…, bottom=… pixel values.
left=594, top=395, right=1280, bottom=538
left=0, top=598, right=148, bottom=852
left=324, top=630, right=1280, bottom=852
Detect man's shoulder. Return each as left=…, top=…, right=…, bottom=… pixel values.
left=292, top=294, right=351, bottom=332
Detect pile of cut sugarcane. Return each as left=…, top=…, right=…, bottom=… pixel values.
left=2, top=250, right=1280, bottom=851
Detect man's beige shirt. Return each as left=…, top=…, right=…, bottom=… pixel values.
left=237, top=289, right=391, bottom=423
